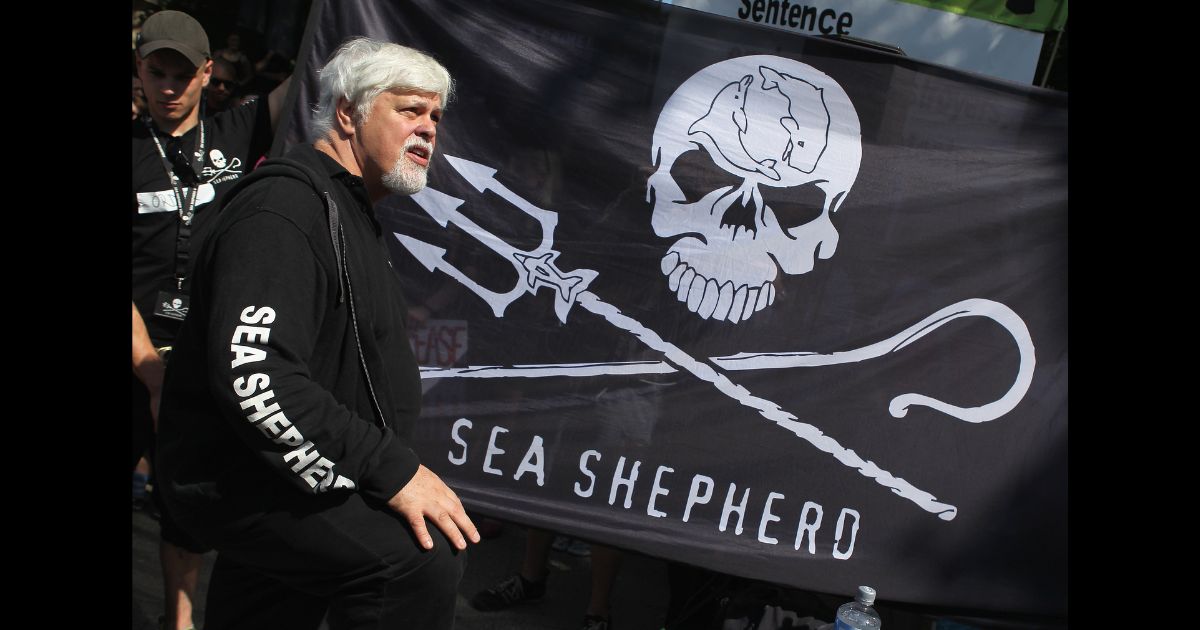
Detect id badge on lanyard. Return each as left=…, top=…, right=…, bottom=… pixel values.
left=153, top=290, right=189, bottom=321
left=143, top=115, right=204, bottom=323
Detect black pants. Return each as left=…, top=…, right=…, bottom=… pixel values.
left=133, top=374, right=209, bottom=552
left=132, top=373, right=155, bottom=469
left=201, top=491, right=466, bottom=630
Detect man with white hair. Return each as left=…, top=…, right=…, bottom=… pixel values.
left=155, top=37, right=479, bottom=629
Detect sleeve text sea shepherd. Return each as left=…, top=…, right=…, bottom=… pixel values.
left=230, top=305, right=356, bottom=492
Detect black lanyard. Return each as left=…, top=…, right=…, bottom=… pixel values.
left=141, top=115, right=206, bottom=290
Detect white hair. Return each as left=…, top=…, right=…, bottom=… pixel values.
left=311, top=37, right=454, bottom=140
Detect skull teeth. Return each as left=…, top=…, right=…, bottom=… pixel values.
left=659, top=253, right=775, bottom=322
left=667, top=263, right=686, bottom=291
left=755, top=283, right=771, bottom=311
left=713, top=280, right=734, bottom=321
left=697, top=278, right=720, bottom=319
left=744, top=286, right=760, bottom=319
left=729, top=285, right=748, bottom=324
left=686, top=274, right=706, bottom=313
left=660, top=251, right=680, bottom=276
left=677, top=267, right=696, bottom=302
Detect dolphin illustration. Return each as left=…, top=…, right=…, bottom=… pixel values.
left=759, top=66, right=830, bottom=174
left=688, top=74, right=781, bottom=181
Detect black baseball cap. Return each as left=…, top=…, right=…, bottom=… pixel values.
left=136, top=10, right=211, bottom=68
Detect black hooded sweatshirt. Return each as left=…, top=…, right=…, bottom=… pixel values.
left=156, top=144, right=423, bottom=542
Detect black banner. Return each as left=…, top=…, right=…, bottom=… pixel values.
left=282, top=0, right=1067, bottom=617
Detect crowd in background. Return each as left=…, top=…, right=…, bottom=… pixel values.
left=132, top=0, right=303, bottom=121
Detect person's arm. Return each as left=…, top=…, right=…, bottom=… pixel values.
left=235, top=53, right=255, bottom=88
left=266, top=74, right=292, bottom=134
left=132, top=302, right=165, bottom=427
left=204, top=201, right=477, bottom=550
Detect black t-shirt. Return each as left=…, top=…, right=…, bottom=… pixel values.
left=132, top=99, right=272, bottom=345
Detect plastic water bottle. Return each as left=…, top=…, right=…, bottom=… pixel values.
left=835, top=586, right=881, bottom=630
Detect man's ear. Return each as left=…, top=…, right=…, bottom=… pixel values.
left=200, top=59, right=213, bottom=88
left=335, top=97, right=357, bottom=137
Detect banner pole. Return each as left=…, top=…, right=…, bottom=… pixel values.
left=269, top=0, right=327, bottom=158
left=1038, top=23, right=1065, bottom=89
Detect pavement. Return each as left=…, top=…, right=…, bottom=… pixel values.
left=133, top=499, right=1052, bottom=630
left=133, top=503, right=672, bottom=630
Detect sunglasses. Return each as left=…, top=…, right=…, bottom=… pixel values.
left=209, top=77, right=237, bottom=91
left=166, top=137, right=199, bottom=185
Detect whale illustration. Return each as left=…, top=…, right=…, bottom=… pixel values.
left=688, top=74, right=781, bottom=181
left=759, top=66, right=830, bottom=174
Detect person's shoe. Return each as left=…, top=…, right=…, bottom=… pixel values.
left=476, top=516, right=505, bottom=540
left=566, top=539, right=592, bottom=557
left=139, top=489, right=161, bottom=520
left=132, top=471, right=149, bottom=500
left=469, top=573, right=546, bottom=611
left=157, top=615, right=195, bottom=630
left=582, top=614, right=611, bottom=630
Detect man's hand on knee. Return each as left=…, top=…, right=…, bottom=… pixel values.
left=387, top=465, right=481, bottom=551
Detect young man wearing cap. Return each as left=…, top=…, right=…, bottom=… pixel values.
left=131, top=9, right=291, bottom=630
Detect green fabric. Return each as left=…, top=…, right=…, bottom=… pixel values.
left=891, top=0, right=1067, bottom=32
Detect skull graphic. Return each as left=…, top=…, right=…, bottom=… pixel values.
left=648, top=56, right=861, bottom=323
left=209, top=149, right=227, bottom=169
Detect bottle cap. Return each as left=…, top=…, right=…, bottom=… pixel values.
left=856, top=585, right=876, bottom=605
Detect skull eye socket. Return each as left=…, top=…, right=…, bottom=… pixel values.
left=669, top=146, right=744, bottom=205
left=760, top=181, right=827, bottom=232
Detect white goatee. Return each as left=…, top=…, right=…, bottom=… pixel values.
left=382, top=137, right=432, bottom=195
